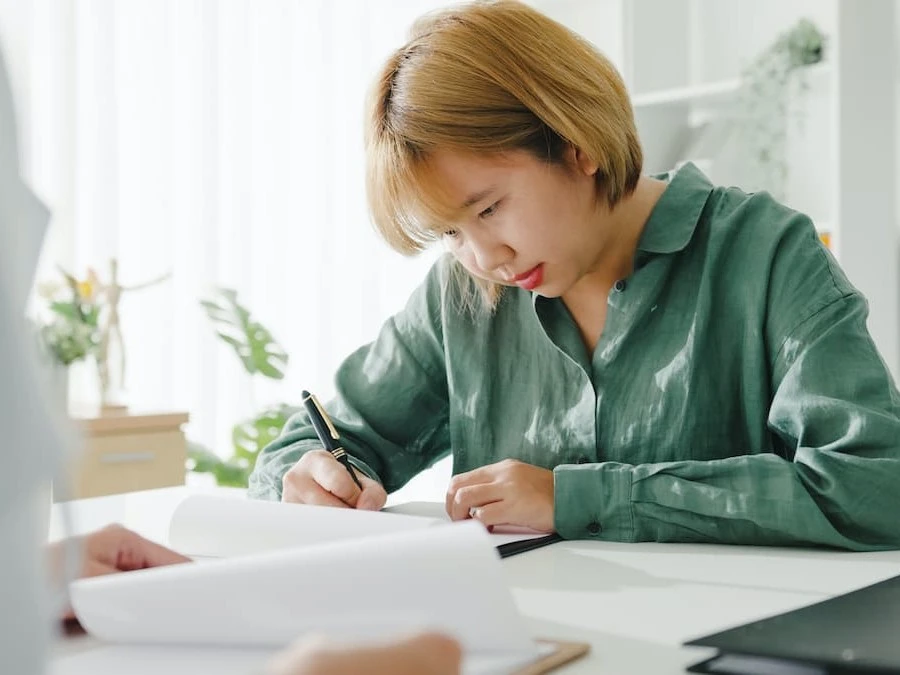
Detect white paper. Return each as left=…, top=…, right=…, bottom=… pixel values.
left=169, top=496, right=549, bottom=560
left=71, top=521, right=536, bottom=657
left=168, top=495, right=439, bottom=558
left=385, top=501, right=551, bottom=547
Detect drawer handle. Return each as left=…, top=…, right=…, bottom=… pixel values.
left=100, top=452, right=157, bottom=464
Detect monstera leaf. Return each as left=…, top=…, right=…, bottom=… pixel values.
left=232, top=403, right=300, bottom=463
left=189, top=289, right=297, bottom=487
left=186, top=441, right=254, bottom=488
left=187, top=404, right=299, bottom=488
left=200, top=288, right=288, bottom=379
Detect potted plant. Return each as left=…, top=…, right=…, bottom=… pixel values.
left=35, top=260, right=169, bottom=411
left=186, top=288, right=299, bottom=487
left=35, top=267, right=104, bottom=405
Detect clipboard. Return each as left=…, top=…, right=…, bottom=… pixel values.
left=514, top=639, right=591, bottom=674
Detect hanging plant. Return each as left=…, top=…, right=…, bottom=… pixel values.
left=737, top=18, right=826, bottom=199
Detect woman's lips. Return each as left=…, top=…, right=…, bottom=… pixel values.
left=511, top=264, right=543, bottom=291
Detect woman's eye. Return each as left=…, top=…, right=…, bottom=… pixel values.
left=479, top=201, right=500, bottom=219
left=444, top=229, right=459, bottom=239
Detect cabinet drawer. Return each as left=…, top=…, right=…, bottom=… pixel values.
left=67, top=430, right=186, bottom=499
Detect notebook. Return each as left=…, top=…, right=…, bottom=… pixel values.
left=54, top=498, right=588, bottom=675
left=684, top=573, right=900, bottom=674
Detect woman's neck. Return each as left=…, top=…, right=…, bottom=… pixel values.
left=577, top=175, right=668, bottom=294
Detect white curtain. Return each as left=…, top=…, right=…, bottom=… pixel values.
left=8, top=0, right=451, bottom=499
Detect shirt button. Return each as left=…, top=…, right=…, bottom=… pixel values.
left=614, top=279, right=627, bottom=292
left=587, top=522, right=601, bottom=535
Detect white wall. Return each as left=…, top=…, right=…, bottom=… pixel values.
left=527, top=0, right=625, bottom=70
left=689, top=0, right=836, bottom=84
left=689, top=0, right=837, bottom=223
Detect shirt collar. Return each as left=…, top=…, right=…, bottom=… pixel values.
left=637, top=161, right=715, bottom=255
left=529, top=162, right=715, bottom=306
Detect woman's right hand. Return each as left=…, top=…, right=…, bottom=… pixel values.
left=268, top=632, right=462, bottom=675
left=281, top=450, right=387, bottom=511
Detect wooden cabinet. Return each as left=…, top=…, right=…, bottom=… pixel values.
left=59, top=409, right=189, bottom=500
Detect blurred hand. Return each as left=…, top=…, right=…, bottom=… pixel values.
left=282, top=449, right=387, bottom=511
left=446, top=459, right=555, bottom=532
left=49, top=524, right=190, bottom=619
left=268, top=631, right=461, bottom=675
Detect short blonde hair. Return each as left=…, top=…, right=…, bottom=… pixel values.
left=365, top=0, right=642, bottom=309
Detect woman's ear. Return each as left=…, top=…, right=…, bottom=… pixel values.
left=567, top=145, right=600, bottom=177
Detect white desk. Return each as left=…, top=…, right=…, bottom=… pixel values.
left=50, top=487, right=900, bottom=674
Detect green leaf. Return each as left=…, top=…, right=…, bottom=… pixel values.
left=80, top=304, right=101, bottom=327
left=211, top=461, right=253, bottom=488
left=39, top=316, right=100, bottom=366
left=186, top=442, right=224, bottom=473
left=186, top=441, right=253, bottom=488
left=49, top=301, right=79, bottom=320
left=231, top=403, right=299, bottom=463
left=200, top=288, right=289, bottom=379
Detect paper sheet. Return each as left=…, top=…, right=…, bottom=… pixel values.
left=71, top=521, right=536, bottom=657
left=384, top=501, right=550, bottom=547
left=169, top=496, right=548, bottom=560
left=168, top=495, right=438, bottom=558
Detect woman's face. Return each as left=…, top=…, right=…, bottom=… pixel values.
left=427, top=147, right=611, bottom=297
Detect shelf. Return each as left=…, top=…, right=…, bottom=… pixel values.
left=631, top=61, right=831, bottom=111
left=632, top=78, right=740, bottom=110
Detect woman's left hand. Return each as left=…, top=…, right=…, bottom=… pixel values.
left=445, top=459, right=555, bottom=532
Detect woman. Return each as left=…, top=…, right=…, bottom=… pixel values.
left=250, top=0, right=900, bottom=550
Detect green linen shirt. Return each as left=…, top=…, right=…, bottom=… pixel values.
left=249, top=162, right=900, bottom=550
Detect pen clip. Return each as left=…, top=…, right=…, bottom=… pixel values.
left=308, top=393, right=340, bottom=441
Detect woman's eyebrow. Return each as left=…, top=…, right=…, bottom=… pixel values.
left=460, top=186, right=497, bottom=209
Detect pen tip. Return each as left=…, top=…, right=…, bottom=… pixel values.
left=301, top=390, right=311, bottom=399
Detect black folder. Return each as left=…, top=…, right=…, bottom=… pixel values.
left=684, top=573, right=900, bottom=674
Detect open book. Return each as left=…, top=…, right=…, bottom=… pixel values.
left=54, top=495, right=588, bottom=675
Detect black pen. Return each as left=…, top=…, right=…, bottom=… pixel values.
left=301, top=390, right=364, bottom=491
left=496, top=533, right=562, bottom=559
